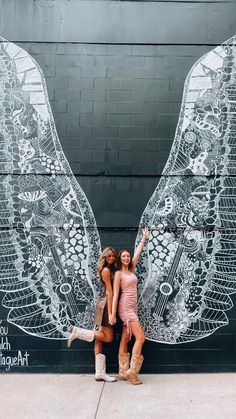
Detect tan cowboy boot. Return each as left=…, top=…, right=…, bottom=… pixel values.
left=118, top=352, right=130, bottom=380
left=67, top=326, right=94, bottom=348
left=125, top=354, right=144, bottom=385
left=95, top=354, right=116, bottom=382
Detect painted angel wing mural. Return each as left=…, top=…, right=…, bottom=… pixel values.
left=0, top=37, right=101, bottom=339
left=136, top=35, right=236, bottom=343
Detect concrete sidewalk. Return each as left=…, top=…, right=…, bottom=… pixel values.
left=1, top=373, right=235, bottom=419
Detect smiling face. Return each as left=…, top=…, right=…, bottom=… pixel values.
left=105, top=251, right=116, bottom=266
left=120, top=251, right=131, bottom=266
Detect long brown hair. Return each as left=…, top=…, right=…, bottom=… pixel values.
left=97, top=247, right=117, bottom=279
left=116, top=249, right=133, bottom=271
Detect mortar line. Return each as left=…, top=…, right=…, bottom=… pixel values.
left=94, top=381, right=105, bottom=419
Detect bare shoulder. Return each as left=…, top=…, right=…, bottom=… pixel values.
left=101, top=266, right=111, bottom=280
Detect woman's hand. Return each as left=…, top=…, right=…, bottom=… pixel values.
left=109, top=314, right=116, bottom=326
left=142, top=227, right=149, bottom=242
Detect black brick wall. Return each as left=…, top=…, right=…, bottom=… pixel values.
left=18, top=42, right=212, bottom=179
left=9, top=39, right=235, bottom=375
left=0, top=0, right=235, bottom=374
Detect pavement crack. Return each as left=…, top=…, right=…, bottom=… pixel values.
left=94, top=381, right=105, bottom=419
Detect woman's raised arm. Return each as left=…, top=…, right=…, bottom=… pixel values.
left=132, top=227, right=149, bottom=268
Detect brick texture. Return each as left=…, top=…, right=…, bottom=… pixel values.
left=18, top=42, right=212, bottom=177
left=12, top=39, right=234, bottom=375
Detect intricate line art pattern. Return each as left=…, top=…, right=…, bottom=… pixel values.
left=0, top=35, right=236, bottom=344
left=0, top=37, right=101, bottom=339
left=136, top=36, right=236, bottom=343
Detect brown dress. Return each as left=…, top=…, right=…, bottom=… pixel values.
left=94, top=270, right=114, bottom=327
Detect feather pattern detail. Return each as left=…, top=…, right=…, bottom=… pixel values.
left=136, top=36, right=236, bottom=344
left=0, top=37, right=101, bottom=339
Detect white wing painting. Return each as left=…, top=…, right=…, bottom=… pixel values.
left=0, top=34, right=235, bottom=344
left=136, top=36, right=236, bottom=343
left=0, top=37, right=101, bottom=339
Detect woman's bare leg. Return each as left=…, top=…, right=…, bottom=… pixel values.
left=94, top=326, right=114, bottom=344
left=118, top=325, right=130, bottom=379
left=94, top=326, right=116, bottom=382
left=119, top=325, right=129, bottom=354
left=129, top=322, right=145, bottom=356
left=125, top=322, right=145, bottom=385
left=94, top=339, right=103, bottom=356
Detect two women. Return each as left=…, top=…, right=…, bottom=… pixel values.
left=67, top=228, right=149, bottom=385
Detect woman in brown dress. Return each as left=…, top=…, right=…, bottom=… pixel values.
left=67, top=247, right=117, bottom=382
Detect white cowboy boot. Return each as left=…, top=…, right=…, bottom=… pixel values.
left=95, top=354, right=116, bottom=382
left=67, top=326, right=94, bottom=348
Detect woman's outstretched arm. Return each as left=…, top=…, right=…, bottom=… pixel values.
left=132, top=227, right=149, bottom=268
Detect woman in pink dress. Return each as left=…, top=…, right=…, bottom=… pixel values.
left=111, top=228, right=149, bottom=385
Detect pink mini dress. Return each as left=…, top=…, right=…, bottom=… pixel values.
left=118, top=271, right=139, bottom=335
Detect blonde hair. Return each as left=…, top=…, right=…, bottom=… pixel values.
left=97, top=247, right=117, bottom=279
